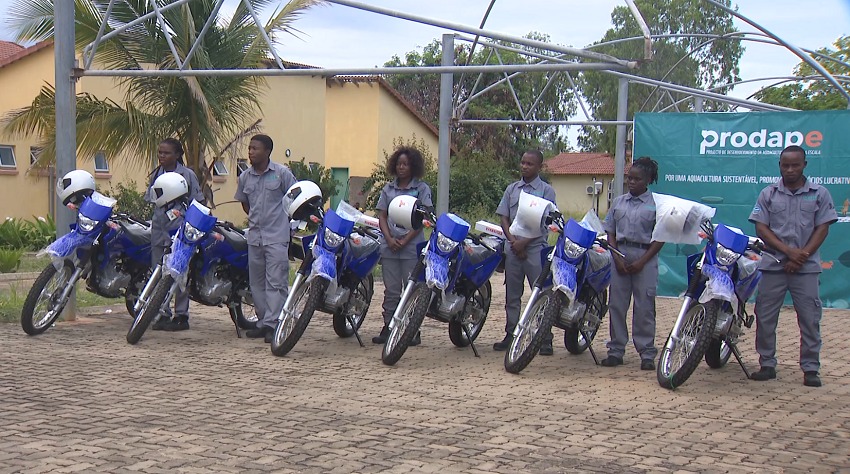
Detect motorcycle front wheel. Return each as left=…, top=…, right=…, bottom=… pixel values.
left=382, top=282, right=430, bottom=366
left=333, top=273, right=374, bottom=338
left=705, top=338, right=733, bottom=368
left=504, top=290, right=557, bottom=374
left=657, top=300, right=719, bottom=389
left=21, top=261, right=75, bottom=335
left=126, top=275, right=174, bottom=345
left=270, top=277, right=328, bottom=357
left=448, top=281, right=491, bottom=347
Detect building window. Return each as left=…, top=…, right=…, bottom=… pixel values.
left=212, top=160, right=229, bottom=176
left=0, top=145, right=16, bottom=168
left=236, top=159, right=249, bottom=176
left=94, top=151, right=109, bottom=173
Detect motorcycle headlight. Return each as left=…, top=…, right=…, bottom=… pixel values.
left=563, top=237, right=587, bottom=259
left=184, top=222, right=206, bottom=242
left=323, top=228, right=346, bottom=248
left=715, top=243, right=741, bottom=266
left=77, top=214, right=99, bottom=232
left=436, top=232, right=459, bottom=253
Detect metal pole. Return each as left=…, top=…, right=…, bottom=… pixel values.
left=54, top=0, right=77, bottom=320
left=437, top=34, right=454, bottom=215
left=694, top=97, right=704, bottom=113
left=458, top=119, right=633, bottom=126
left=613, top=78, right=628, bottom=202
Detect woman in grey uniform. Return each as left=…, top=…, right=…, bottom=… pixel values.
left=372, top=147, right=433, bottom=346
left=601, top=157, right=665, bottom=370
left=145, top=138, right=204, bottom=331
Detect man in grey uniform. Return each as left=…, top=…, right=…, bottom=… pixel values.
left=235, top=134, right=298, bottom=343
left=493, top=150, right=557, bottom=355
left=146, top=138, right=204, bottom=331
left=748, top=145, right=837, bottom=387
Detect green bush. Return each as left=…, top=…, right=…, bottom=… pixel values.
left=0, top=218, right=28, bottom=249
left=287, top=158, right=341, bottom=206
left=362, top=135, right=438, bottom=211
left=24, top=215, right=55, bottom=251
left=0, top=287, right=23, bottom=322
left=103, top=180, right=153, bottom=221
left=0, top=248, right=23, bottom=273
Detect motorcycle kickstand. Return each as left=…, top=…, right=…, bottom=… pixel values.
left=581, top=330, right=600, bottom=365
left=346, top=314, right=365, bottom=347
left=462, top=325, right=480, bottom=357
left=727, top=340, right=750, bottom=379
left=229, top=309, right=242, bottom=338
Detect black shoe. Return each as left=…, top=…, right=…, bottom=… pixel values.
left=493, top=334, right=513, bottom=351
left=163, top=316, right=189, bottom=332
left=641, top=359, right=655, bottom=371
left=151, top=316, right=171, bottom=331
left=804, top=371, right=822, bottom=387
left=409, top=331, right=421, bottom=347
left=539, top=341, right=553, bottom=356
left=245, top=328, right=267, bottom=339
left=750, top=366, right=777, bottom=381
left=264, top=328, right=275, bottom=344
left=600, top=356, right=623, bottom=367
left=372, top=325, right=390, bottom=344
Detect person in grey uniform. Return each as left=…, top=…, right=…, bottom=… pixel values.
left=145, top=138, right=204, bottom=331
left=748, top=145, right=837, bottom=387
left=493, top=150, right=557, bottom=355
left=235, top=134, right=298, bottom=343
left=372, top=146, right=433, bottom=346
left=601, top=157, right=665, bottom=370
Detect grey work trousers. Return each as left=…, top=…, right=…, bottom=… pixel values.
left=605, top=244, right=658, bottom=360
left=504, top=244, right=551, bottom=342
left=754, top=271, right=822, bottom=373
left=381, top=257, right=418, bottom=326
left=151, top=244, right=189, bottom=319
left=248, top=242, right=290, bottom=330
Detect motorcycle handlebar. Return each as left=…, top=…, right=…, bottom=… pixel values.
left=595, top=237, right=625, bottom=258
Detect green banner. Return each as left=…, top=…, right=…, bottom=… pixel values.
left=633, top=111, right=850, bottom=309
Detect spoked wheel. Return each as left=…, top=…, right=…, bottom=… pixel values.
left=270, top=278, right=328, bottom=357
left=21, top=261, right=75, bottom=336
left=124, top=269, right=152, bottom=317
left=229, top=291, right=260, bottom=330
left=448, top=281, right=491, bottom=347
left=705, top=338, right=733, bottom=368
left=333, top=274, right=374, bottom=338
left=657, top=301, right=719, bottom=389
left=564, top=290, right=607, bottom=355
left=382, top=282, right=430, bottom=366
left=127, top=275, right=175, bottom=344
left=504, top=290, right=557, bottom=374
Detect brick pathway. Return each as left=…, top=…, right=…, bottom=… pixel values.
left=1, top=281, right=848, bottom=473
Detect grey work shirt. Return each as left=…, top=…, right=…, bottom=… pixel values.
left=496, top=176, right=557, bottom=248
left=375, top=178, right=433, bottom=260
left=604, top=190, right=657, bottom=245
left=234, top=161, right=297, bottom=246
left=748, top=178, right=837, bottom=273
left=145, top=163, right=204, bottom=247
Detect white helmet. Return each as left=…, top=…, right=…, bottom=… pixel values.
left=151, top=172, right=189, bottom=208
left=510, top=191, right=554, bottom=239
left=57, top=169, right=96, bottom=206
left=285, top=181, right=323, bottom=221
left=388, top=194, right=421, bottom=230
left=659, top=204, right=687, bottom=236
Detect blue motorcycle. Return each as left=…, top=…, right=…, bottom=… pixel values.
left=657, top=220, right=775, bottom=389
left=381, top=198, right=505, bottom=366
left=271, top=200, right=382, bottom=356
left=127, top=201, right=256, bottom=344
left=21, top=193, right=153, bottom=336
left=504, top=210, right=623, bottom=374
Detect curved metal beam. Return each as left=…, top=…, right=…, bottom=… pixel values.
left=624, top=0, right=652, bottom=61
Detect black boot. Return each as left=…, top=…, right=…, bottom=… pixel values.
left=151, top=315, right=171, bottom=331
left=372, top=325, right=390, bottom=344
left=164, top=315, right=190, bottom=331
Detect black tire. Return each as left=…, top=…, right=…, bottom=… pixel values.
left=705, top=338, right=732, bottom=368
left=657, top=301, right=719, bottom=389
left=127, top=275, right=174, bottom=345
left=382, top=282, right=430, bottom=366
left=270, top=278, right=328, bottom=357
left=504, top=290, right=558, bottom=374
left=448, top=281, right=491, bottom=347
left=21, top=262, right=75, bottom=336
left=564, top=290, right=608, bottom=355
left=124, top=268, right=152, bottom=317
left=229, top=292, right=259, bottom=330
left=333, top=274, right=374, bottom=338
left=124, top=292, right=138, bottom=317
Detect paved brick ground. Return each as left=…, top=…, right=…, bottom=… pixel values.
left=1, top=281, right=849, bottom=473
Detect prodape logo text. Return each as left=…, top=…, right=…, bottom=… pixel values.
left=699, top=129, right=823, bottom=155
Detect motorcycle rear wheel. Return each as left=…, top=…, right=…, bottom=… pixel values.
left=657, top=300, right=719, bottom=389
left=382, top=282, right=430, bottom=366
left=448, top=281, right=491, bottom=347
left=564, top=290, right=608, bottom=355
left=333, top=273, right=374, bottom=338
left=127, top=275, right=174, bottom=344
left=21, top=261, right=75, bottom=336
left=270, top=278, right=327, bottom=357
left=229, top=292, right=260, bottom=330
left=705, top=338, right=733, bottom=368
left=504, top=290, right=557, bottom=374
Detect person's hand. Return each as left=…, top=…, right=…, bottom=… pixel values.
left=614, top=258, right=630, bottom=275
left=786, top=247, right=810, bottom=266
left=784, top=260, right=802, bottom=274
left=388, top=237, right=403, bottom=252
left=626, top=260, right=646, bottom=274
left=510, top=239, right=528, bottom=260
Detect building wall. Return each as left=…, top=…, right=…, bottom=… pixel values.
left=549, top=174, right=614, bottom=218
left=324, top=81, right=380, bottom=179
left=376, top=87, right=439, bottom=170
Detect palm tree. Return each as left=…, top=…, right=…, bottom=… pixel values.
left=2, top=0, right=323, bottom=188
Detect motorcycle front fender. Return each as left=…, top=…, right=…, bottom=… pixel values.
left=164, top=238, right=196, bottom=286
left=551, top=255, right=578, bottom=302
left=39, top=229, right=98, bottom=263
left=309, top=244, right=337, bottom=282
left=424, top=251, right=449, bottom=290
left=698, top=264, right=736, bottom=306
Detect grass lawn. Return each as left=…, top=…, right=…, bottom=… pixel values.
left=0, top=282, right=122, bottom=323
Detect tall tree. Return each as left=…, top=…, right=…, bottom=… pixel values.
left=2, top=0, right=321, bottom=190
left=755, top=35, right=850, bottom=111
left=578, top=0, right=744, bottom=153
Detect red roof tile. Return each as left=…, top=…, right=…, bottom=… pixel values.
left=0, top=40, right=53, bottom=70
left=545, top=152, right=630, bottom=175
left=0, top=41, right=25, bottom=62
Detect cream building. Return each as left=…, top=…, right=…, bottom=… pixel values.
left=0, top=41, right=439, bottom=223
left=545, top=152, right=630, bottom=218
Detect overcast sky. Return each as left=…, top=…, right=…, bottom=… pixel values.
left=0, top=0, right=848, bottom=124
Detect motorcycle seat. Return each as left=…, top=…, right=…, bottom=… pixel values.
left=217, top=226, right=248, bottom=252
left=348, top=233, right=380, bottom=259
left=464, top=241, right=496, bottom=267
left=119, top=220, right=151, bottom=246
